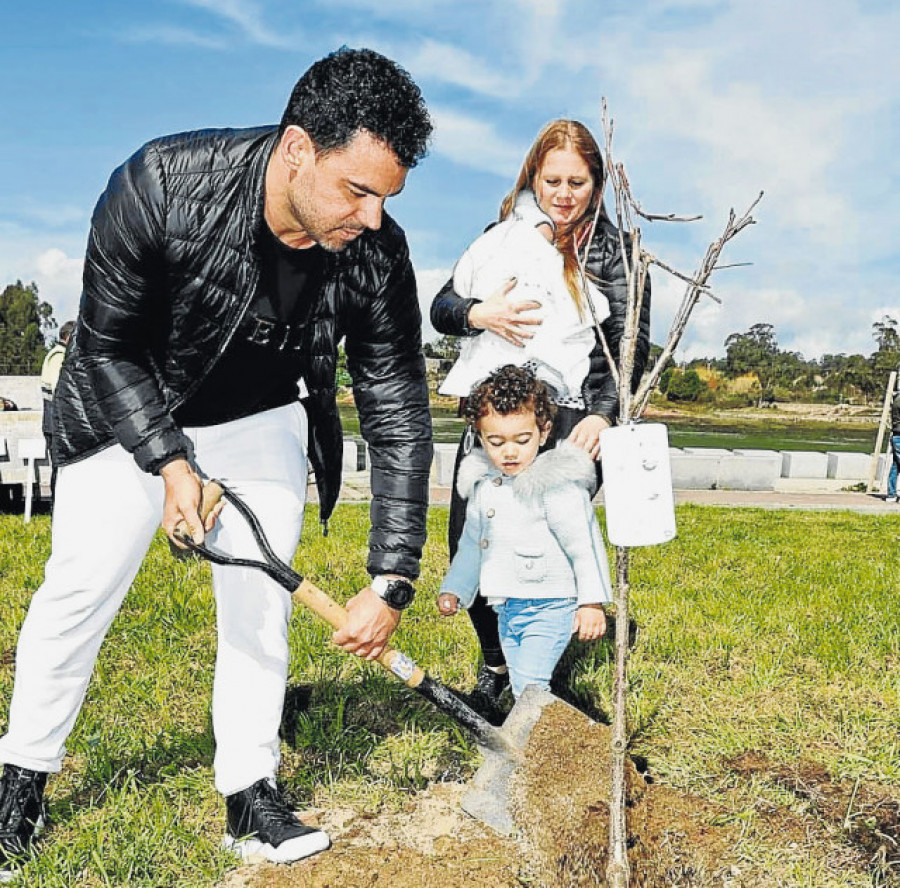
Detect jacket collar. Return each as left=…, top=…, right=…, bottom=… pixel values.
left=244, top=127, right=281, bottom=253
left=456, top=440, right=596, bottom=502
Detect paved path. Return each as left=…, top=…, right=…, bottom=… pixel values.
left=312, top=472, right=900, bottom=516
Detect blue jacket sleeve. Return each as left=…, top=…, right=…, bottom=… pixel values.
left=543, top=484, right=613, bottom=605
left=439, top=492, right=483, bottom=608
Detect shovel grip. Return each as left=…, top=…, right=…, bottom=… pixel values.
left=294, top=579, right=425, bottom=688
left=198, top=479, right=225, bottom=523
left=173, top=480, right=225, bottom=545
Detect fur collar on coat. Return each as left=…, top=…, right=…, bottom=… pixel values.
left=456, top=440, right=596, bottom=504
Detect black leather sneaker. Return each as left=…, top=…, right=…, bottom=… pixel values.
left=0, top=764, right=48, bottom=882
left=473, top=664, right=510, bottom=703
left=223, top=778, right=330, bottom=863
left=465, top=665, right=512, bottom=725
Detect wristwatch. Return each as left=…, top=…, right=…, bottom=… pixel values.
left=371, top=575, right=415, bottom=611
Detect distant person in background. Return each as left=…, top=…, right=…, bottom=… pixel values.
left=40, top=321, right=75, bottom=500
left=888, top=387, right=900, bottom=504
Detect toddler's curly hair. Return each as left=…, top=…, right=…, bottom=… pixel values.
left=464, top=365, right=556, bottom=430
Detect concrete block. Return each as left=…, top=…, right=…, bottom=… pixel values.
left=733, top=449, right=780, bottom=458
left=0, top=376, right=43, bottom=411
left=716, top=453, right=781, bottom=491
left=355, top=439, right=368, bottom=471
left=340, top=439, right=369, bottom=472
left=17, top=437, right=46, bottom=460
left=781, top=451, right=828, bottom=479
left=668, top=450, right=722, bottom=490
left=826, top=451, right=871, bottom=481
left=432, top=443, right=458, bottom=487
left=341, top=440, right=359, bottom=472
left=682, top=447, right=731, bottom=457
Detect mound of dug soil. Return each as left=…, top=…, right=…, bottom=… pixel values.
left=218, top=706, right=894, bottom=887
left=510, top=700, right=741, bottom=887
left=219, top=700, right=744, bottom=888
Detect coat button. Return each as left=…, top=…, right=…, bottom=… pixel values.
left=480, top=539, right=490, bottom=549
left=487, top=508, right=495, bottom=518
left=492, top=476, right=502, bottom=486
left=525, top=562, right=533, bottom=570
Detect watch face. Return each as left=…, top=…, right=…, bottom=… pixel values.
left=375, top=577, right=414, bottom=608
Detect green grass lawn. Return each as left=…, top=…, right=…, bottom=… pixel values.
left=0, top=504, right=899, bottom=886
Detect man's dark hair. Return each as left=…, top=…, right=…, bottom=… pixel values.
left=59, top=320, right=75, bottom=343
left=464, top=365, right=557, bottom=431
left=280, top=47, right=432, bottom=168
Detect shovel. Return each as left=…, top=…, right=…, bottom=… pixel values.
left=175, top=479, right=587, bottom=834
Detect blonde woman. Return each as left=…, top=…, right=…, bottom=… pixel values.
left=431, top=119, right=651, bottom=710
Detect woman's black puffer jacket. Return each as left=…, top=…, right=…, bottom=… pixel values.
left=430, top=212, right=651, bottom=422
left=53, top=126, right=432, bottom=579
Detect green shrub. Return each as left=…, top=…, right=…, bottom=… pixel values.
left=666, top=368, right=707, bottom=402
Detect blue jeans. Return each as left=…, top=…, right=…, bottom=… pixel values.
left=889, top=435, right=900, bottom=498
left=495, top=597, right=578, bottom=698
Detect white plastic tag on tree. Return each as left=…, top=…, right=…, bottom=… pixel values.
left=599, top=423, right=677, bottom=547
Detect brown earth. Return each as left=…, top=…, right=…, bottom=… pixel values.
left=643, top=402, right=879, bottom=426
left=216, top=700, right=900, bottom=888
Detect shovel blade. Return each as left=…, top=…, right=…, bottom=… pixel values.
left=463, top=685, right=589, bottom=835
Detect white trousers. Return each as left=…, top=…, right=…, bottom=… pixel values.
left=0, top=402, right=308, bottom=796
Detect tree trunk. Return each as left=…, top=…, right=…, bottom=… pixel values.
left=606, top=546, right=631, bottom=888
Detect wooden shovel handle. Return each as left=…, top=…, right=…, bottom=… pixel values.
left=198, top=479, right=225, bottom=523
left=172, top=479, right=225, bottom=544
left=293, top=578, right=425, bottom=688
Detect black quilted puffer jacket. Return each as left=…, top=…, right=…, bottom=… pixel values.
left=430, top=212, right=651, bottom=421
left=54, top=126, right=433, bottom=579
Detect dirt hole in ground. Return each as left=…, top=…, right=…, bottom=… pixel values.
left=729, top=750, right=900, bottom=884
left=218, top=708, right=896, bottom=888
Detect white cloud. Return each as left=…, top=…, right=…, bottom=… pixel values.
left=415, top=267, right=452, bottom=342
left=0, top=227, right=83, bottom=324
left=430, top=107, right=524, bottom=179
left=171, top=0, right=298, bottom=48
left=404, top=40, right=525, bottom=99
left=120, top=24, right=228, bottom=49
left=18, top=204, right=88, bottom=229
left=627, top=52, right=852, bottom=245
left=32, top=250, right=83, bottom=323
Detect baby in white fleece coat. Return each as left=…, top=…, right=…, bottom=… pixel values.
left=438, top=365, right=613, bottom=699
left=438, top=190, right=610, bottom=404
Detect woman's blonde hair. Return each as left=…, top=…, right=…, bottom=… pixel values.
left=499, top=120, right=605, bottom=313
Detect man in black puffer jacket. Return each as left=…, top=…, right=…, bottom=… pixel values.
left=0, top=48, right=433, bottom=875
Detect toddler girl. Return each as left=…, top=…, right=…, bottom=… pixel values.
left=438, top=365, right=612, bottom=699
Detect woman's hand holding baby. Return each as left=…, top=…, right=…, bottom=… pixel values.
left=467, top=278, right=543, bottom=347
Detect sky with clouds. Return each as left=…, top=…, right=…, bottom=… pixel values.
left=2, top=0, right=897, bottom=361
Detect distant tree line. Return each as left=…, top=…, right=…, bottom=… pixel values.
left=0, top=281, right=56, bottom=375
left=425, top=316, right=900, bottom=408
left=658, top=317, right=900, bottom=407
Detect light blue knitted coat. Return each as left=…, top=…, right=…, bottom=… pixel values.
left=440, top=441, right=613, bottom=607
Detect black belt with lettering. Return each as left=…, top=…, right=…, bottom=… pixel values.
left=239, top=310, right=307, bottom=352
